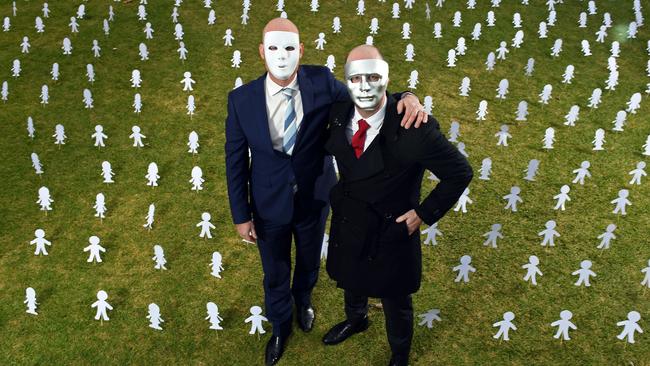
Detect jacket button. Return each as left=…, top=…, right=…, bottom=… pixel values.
left=367, top=256, right=373, bottom=261
left=384, top=213, right=393, bottom=219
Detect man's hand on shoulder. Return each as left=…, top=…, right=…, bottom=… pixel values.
left=236, top=220, right=257, bottom=243
left=397, top=93, right=429, bottom=129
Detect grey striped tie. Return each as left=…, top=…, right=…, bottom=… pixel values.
left=281, top=87, right=297, bottom=155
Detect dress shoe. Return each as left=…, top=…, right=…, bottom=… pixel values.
left=388, top=354, right=409, bottom=366
left=265, top=333, right=289, bottom=366
left=322, top=316, right=370, bottom=345
left=297, top=305, right=315, bottom=332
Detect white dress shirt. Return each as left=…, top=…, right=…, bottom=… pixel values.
left=264, top=73, right=304, bottom=152
left=346, top=96, right=387, bottom=152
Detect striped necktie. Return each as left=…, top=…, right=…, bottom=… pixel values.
left=281, top=87, right=297, bottom=155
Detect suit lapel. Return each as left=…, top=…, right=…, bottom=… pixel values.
left=250, top=75, right=275, bottom=153
left=293, top=67, right=314, bottom=154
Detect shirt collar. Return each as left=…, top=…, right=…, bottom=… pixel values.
left=266, top=73, right=299, bottom=96
left=352, top=95, right=387, bottom=129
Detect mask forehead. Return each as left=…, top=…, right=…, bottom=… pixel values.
left=263, top=31, right=300, bottom=48
left=344, top=59, right=389, bottom=80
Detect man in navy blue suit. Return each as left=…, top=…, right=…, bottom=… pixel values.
left=224, top=18, right=427, bottom=365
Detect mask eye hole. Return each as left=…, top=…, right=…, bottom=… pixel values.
left=268, top=46, right=278, bottom=51
left=350, top=75, right=362, bottom=83
left=368, top=74, right=381, bottom=82
left=285, top=46, right=295, bottom=51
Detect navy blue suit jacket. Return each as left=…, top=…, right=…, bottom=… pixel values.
left=225, top=65, right=349, bottom=225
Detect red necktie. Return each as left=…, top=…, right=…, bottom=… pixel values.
left=351, top=119, right=370, bottom=158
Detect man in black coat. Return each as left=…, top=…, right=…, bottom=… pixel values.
left=321, top=45, right=473, bottom=366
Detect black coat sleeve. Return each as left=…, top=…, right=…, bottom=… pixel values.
left=412, top=118, right=474, bottom=225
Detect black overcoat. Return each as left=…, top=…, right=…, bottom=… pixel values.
left=324, top=94, right=473, bottom=298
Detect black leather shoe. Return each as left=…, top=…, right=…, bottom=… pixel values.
left=322, top=316, right=370, bottom=345
left=297, top=305, right=315, bottom=332
left=265, top=334, right=289, bottom=366
left=388, top=354, right=409, bottom=366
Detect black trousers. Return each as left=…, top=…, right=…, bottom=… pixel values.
left=344, top=290, right=414, bottom=357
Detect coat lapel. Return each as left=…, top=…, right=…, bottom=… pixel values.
left=292, top=67, right=314, bottom=154
left=249, top=75, right=275, bottom=153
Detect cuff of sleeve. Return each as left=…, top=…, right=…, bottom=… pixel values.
left=415, top=205, right=439, bottom=226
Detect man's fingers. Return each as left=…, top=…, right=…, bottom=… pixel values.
left=396, top=99, right=405, bottom=114
left=250, top=227, right=258, bottom=239
left=395, top=213, right=409, bottom=223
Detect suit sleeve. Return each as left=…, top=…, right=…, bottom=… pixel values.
left=413, top=118, right=474, bottom=225
left=224, top=93, right=252, bottom=224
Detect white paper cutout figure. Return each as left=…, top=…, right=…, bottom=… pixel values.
left=197, top=212, right=215, bottom=238
left=325, top=55, right=336, bottom=72
left=502, top=186, right=522, bottom=212
left=365, top=36, right=374, bottom=46
left=187, top=131, right=199, bottom=154
left=174, top=23, right=184, bottom=40
left=495, top=79, right=509, bottom=99
left=420, top=96, right=433, bottom=115
left=548, top=10, right=557, bottom=26
left=456, top=38, right=467, bottom=56
left=245, top=306, right=268, bottom=335
left=626, top=93, right=642, bottom=114
left=522, top=58, right=534, bottom=77
left=446, top=49, right=457, bottom=67
left=206, top=251, right=224, bottom=278
left=641, top=260, right=650, bottom=288
left=549, top=39, right=563, bottom=57
left=418, top=309, right=441, bottom=328
left=420, top=220, right=443, bottom=246
left=40, top=84, right=49, bottom=104
left=31, top=152, right=43, bottom=175
left=94, top=192, right=106, bottom=219
left=493, top=312, right=516, bottom=341
left=457, top=142, right=468, bottom=158
left=133, top=94, right=143, bottom=113
left=401, top=23, right=411, bottom=39
left=561, top=65, right=575, bottom=84
left=511, top=30, right=524, bottom=48
left=453, top=255, right=475, bottom=283
left=495, top=41, right=509, bottom=60
left=523, top=159, right=540, bottom=181
left=42, top=3, right=50, bottom=18
left=485, top=52, right=496, bottom=71
left=61, top=37, right=75, bottom=55
left=405, top=44, right=415, bottom=62
left=69, top=16, right=79, bottom=33
left=143, top=203, right=155, bottom=230
left=644, top=135, right=650, bottom=156
left=20, top=36, right=31, bottom=53
left=391, top=3, right=400, bottom=18
left=628, top=22, right=638, bottom=39
left=138, top=43, right=149, bottom=61
left=25, top=287, right=38, bottom=315
left=572, top=161, right=591, bottom=185
left=553, top=185, right=571, bottom=211
left=612, top=110, right=627, bottom=132
left=2, top=17, right=9, bottom=32
left=92, top=290, right=113, bottom=321
left=103, top=20, right=110, bottom=36
left=588, top=1, right=597, bottom=15
left=572, top=260, right=596, bottom=287
left=204, top=0, right=213, bottom=8
left=611, top=189, right=631, bottom=215
left=137, top=5, right=147, bottom=20
left=189, top=166, right=204, bottom=191
left=539, top=220, right=559, bottom=247
left=99, top=161, right=114, bottom=183
left=51, top=63, right=59, bottom=81
left=231, top=50, right=242, bottom=68
left=588, top=88, right=602, bottom=109
left=475, top=157, right=491, bottom=181
left=314, top=33, right=326, bottom=50
left=11, top=59, right=20, bottom=77
left=84, top=235, right=106, bottom=263
left=425, top=2, right=431, bottom=19
left=151, top=244, right=167, bottom=270
left=605, top=70, right=619, bottom=91
left=628, top=162, right=646, bottom=185
left=144, top=22, right=154, bottom=39
left=512, top=101, right=528, bottom=122
left=26, top=116, right=35, bottom=139
left=495, top=125, right=511, bottom=146
left=593, top=128, right=605, bottom=150
left=207, top=10, right=216, bottom=25
left=131, top=69, right=142, bottom=88
left=86, top=64, right=95, bottom=83
left=407, top=70, right=418, bottom=90
left=369, top=18, right=379, bottom=34
left=522, top=255, right=542, bottom=285
left=456, top=77, right=471, bottom=97
left=551, top=310, right=577, bottom=340
left=130, top=126, right=146, bottom=147
left=206, top=302, right=223, bottom=330
left=541, top=127, right=555, bottom=149
left=433, top=22, right=442, bottom=39
left=476, top=100, right=488, bottom=120
left=469, top=23, right=481, bottom=42
left=221, top=29, right=235, bottom=47
left=564, top=105, right=580, bottom=126
left=187, top=95, right=196, bottom=117
left=453, top=187, right=472, bottom=213
left=578, top=12, right=587, bottom=27
left=448, top=121, right=460, bottom=142
left=180, top=71, right=195, bottom=91
left=596, top=223, right=617, bottom=250
left=610, top=41, right=620, bottom=58
left=357, top=0, right=366, bottom=15
left=147, top=303, right=164, bottom=330
left=317, top=233, right=328, bottom=260
left=539, top=85, right=553, bottom=104
left=486, top=10, right=496, bottom=26
left=82, top=89, right=94, bottom=109
left=109, top=5, right=115, bottom=22
left=580, top=40, right=592, bottom=56
left=90, top=125, right=107, bottom=147
left=595, top=25, right=607, bottom=43
left=146, top=162, right=160, bottom=187
left=331, top=17, right=341, bottom=33
left=37, top=186, right=53, bottom=211
left=617, top=311, right=643, bottom=344
left=483, top=224, right=503, bottom=248
left=537, top=21, right=548, bottom=39
left=234, top=77, right=243, bottom=89
left=30, top=229, right=51, bottom=255
left=453, top=11, right=462, bottom=27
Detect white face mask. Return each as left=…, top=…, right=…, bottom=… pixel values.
left=263, top=31, right=300, bottom=81
left=344, top=59, right=389, bottom=111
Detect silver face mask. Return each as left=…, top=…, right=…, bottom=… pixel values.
left=344, top=59, right=389, bottom=111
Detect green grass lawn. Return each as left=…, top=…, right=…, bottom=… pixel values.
left=1, top=0, right=649, bottom=365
